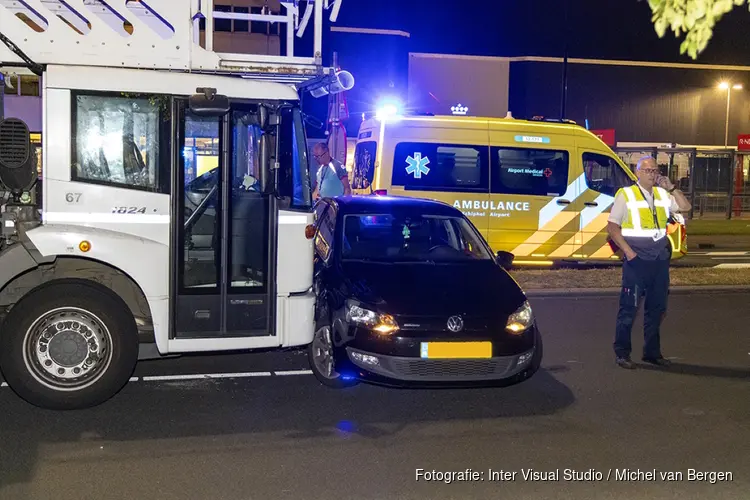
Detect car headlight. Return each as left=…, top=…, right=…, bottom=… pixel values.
left=506, top=300, right=534, bottom=334
left=346, top=302, right=399, bottom=335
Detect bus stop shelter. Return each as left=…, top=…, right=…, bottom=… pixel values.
left=614, top=146, right=750, bottom=220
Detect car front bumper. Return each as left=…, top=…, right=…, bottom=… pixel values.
left=335, top=325, right=541, bottom=388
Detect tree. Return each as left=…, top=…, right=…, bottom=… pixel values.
left=646, top=0, right=749, bottom=59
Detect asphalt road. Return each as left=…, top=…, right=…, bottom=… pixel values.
left=1, top=293, right=749, bottom=500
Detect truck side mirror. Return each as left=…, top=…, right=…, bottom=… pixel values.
left=258, top=134, right=273, bottom=195
left=496, top=250, right=514, bottom=271
left=0, top=118, right=37, bottom=201
left=258, top=105, right=269, bottom=129
left=189, top=88, right=230, bottom=117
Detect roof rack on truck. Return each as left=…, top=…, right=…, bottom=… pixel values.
left=0, top=0, right=348, bottom=89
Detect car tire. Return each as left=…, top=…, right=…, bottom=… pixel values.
left=308, top=316, right=357, bottom=389
left=0, top=281, right=139, bottom=410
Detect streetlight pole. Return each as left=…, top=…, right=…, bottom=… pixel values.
left=560, top=0, right=570, bottom=119
left=719, top=81, right=743, bottom=148
left=724, top=86, right=731, bottom=148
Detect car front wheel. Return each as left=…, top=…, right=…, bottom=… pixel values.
left=308, top=320, right=357, bottom=389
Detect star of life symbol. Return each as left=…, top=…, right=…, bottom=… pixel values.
left=406, top=152, right=430, bottom=179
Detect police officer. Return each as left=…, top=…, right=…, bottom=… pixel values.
left=607, top=156, right=691, bottom=369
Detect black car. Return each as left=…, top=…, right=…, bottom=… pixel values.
left=308, top=195, right=542, bottom=389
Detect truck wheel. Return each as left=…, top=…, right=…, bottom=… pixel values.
left=308, top=319, right=357, bottom=389
left=0, top=281, right=138, bottom=410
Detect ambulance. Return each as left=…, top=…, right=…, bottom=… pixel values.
left=351, top=114, right=687, bottom=265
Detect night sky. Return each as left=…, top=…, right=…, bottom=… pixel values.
left=334, top=0, right=750, bottom=65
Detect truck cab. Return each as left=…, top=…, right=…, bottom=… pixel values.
left=0, top=0, right=353, bottom=410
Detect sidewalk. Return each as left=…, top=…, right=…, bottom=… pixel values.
left=525, top=284, right=750, bottom=297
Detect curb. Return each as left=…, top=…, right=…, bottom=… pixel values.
left=524, top=285, right=750, bottom=298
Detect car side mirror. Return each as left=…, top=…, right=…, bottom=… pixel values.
left=495, top=251, right=514, bottom=270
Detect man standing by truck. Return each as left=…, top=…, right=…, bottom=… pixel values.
left=607, top=156, right=692, bottom=369
left=312, top=142, right=351, bottom=200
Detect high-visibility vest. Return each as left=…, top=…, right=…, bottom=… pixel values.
left=616, top=184, right=671, bottom=240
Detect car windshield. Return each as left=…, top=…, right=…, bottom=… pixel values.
left=341, top=213, right=492, bottom=262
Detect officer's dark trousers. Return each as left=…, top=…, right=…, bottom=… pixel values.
left=614, top=256, right=670, bottom=360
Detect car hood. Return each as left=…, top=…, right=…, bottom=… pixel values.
left=341, top=260, right=526, bottom=317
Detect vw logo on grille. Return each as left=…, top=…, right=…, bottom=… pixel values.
left=446, top=315, right=464, bottom=333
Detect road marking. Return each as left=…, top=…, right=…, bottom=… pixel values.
left=274, top=370, right=314, bottom=376
left=714, top=263, right=750, bottom=269
left=3, top=371, right=313, bottom=388
left=141, top=372, right=274, bottom=382
left=706, top=251, right=749, bottom=256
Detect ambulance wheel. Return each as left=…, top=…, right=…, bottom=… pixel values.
left=0, top=281, right=138, bottom=410
left=308, top=317, right=357, bottom=389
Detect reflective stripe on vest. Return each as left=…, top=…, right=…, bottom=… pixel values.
left=618, top=185, right=670, bottom=239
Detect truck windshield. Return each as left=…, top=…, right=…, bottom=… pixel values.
left=278, top=107, right=313, bottom=210
left=341, top=214, right=493, bottom=262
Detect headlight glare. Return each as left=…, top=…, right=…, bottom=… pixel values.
left=347, top=302, right=399, bottom=335
left=506, top=300, right=533, bottom=334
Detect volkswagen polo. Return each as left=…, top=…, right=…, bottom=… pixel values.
left=308, top=195, right=543, bottom=388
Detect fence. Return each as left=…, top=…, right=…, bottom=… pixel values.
left=615, top=147, right=750, bottom=220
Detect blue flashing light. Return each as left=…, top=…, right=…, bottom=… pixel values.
left=585, top=119, right=590, bottom=130
left=375, top=97, right=402, bottom=121
left=336, top=420, right=356, bottom=432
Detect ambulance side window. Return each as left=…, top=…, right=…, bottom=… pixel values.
left=490, top=147, right=569, bottom=196
left=582, top=153, right=634, bottom=197
left=352, top=142, right=377, bottom=189
left=391, top=142, right=489, bottom=193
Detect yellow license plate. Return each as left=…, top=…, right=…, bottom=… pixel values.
left=420, top=342, right=492, bottom=359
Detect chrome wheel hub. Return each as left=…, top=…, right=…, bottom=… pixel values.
left=312, top=326, right=338, bottom=379
left=23, top=307, right=113, bottom=391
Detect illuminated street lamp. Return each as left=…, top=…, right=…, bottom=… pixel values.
left=718, top=81, right=743, bottom=147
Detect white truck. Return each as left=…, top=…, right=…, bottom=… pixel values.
left=0, top=0, right=353, bottom=410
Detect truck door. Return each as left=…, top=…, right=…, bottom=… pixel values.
left=173, top=101, right=275, bottom=338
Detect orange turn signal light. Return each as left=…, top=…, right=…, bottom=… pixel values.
left=305, top=224, right=316, bottom=240
left=79, top=240, right=91, bottom=252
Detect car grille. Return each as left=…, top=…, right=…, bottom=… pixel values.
left=377, top=357, right=515, bottom=381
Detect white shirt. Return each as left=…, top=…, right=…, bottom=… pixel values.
left=608, top=183, right=680, bottom=227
